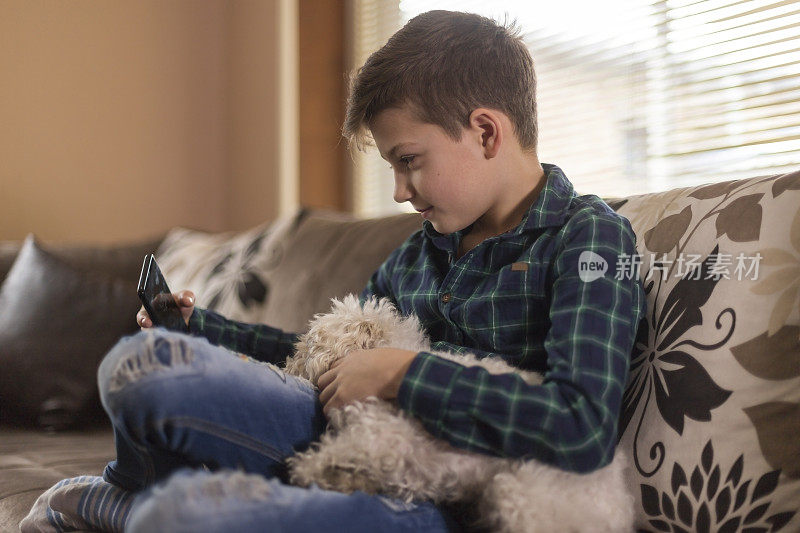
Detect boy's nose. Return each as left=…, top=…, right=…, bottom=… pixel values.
left=393, top=174, right=414, bottom=204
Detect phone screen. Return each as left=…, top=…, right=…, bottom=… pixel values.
left=137, top=254, right=189, bottom=332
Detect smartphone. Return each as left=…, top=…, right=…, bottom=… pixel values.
left=137, top=254, right=189, bottom=332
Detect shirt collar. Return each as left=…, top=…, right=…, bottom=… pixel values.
left=520, top=163, right=576, bottom=231
left=423, top=163, right=576, bottom=251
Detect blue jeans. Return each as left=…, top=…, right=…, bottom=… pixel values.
left=97, top=329, right=460, bottom=532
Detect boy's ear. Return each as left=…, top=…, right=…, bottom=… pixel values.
left=468, top=108, right=502, bottom=159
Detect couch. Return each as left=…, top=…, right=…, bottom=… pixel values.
left=1, top=170, right=798, bottom=532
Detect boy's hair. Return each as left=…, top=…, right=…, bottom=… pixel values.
left=343, top=10, right=538, bottom=152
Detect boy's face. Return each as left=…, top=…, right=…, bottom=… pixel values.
left=369, top=105, right=497, bottom=235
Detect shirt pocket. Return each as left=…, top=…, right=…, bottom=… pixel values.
left=462, top=265, right=549, bottom=360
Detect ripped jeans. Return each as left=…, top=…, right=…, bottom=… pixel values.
left=97, top=329, right=460, bottom=533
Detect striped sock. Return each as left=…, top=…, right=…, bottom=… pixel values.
left=20, top=476, right=134, bottom=533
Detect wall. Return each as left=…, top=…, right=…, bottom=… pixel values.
left=0, top=0, right=285, bottom=244
left=298, top=0, right=347, bottom=211
left=226, top=0, right=285, bottom=231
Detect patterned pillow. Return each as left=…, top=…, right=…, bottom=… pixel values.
left=614, top=171, right=800, bottom=532
left=155, top=210, right=304, bottom=323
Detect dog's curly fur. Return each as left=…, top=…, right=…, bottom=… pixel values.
left=284, top=296, right=634, bottom=532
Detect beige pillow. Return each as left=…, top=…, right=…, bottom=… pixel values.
left=615, top=170, right=800, bottom=532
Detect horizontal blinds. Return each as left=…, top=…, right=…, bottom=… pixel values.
left=651, top=0, right=800, bottom=187
left=349, top=0, right=800, bottom=215
left=349, top=0, right=406, bottom=218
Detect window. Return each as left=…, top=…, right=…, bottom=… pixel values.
left=349, top=0, right=800, bottom=216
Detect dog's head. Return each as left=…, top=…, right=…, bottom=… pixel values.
left=287, top=295, right=429, bottom=384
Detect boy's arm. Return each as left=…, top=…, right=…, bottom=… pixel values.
left=189, top=307, right=299, bottom=366
left=396, top=214, right=645, bottom=474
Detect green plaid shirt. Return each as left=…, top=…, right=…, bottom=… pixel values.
left=360, top=163, right=645, bottom=473
left=189, top=309, right=298, bottom=365
left=191, top=163, right=645, bottom=474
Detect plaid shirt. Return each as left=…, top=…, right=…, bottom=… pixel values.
left=190, top=163, right=645, bottom=474
left=360, top=163, right=645, bottom=473
left=189, top=309, right=298, bottom=365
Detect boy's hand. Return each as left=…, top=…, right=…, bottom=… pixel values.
left=137, top=290, right=195, bottom=330
left=317, top=348, right=418, bottom=418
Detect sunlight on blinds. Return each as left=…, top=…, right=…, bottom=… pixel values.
left=350, top=0, right=800, bottom=216
left=349, top=0, right=406, bottom=218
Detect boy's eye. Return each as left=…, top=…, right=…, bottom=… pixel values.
left=388, top=155, right=417, bottom=170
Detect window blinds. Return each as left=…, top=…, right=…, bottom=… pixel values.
left=348, top=0, right=800, bottom=216
left=348, top=0, right=405, bottom=217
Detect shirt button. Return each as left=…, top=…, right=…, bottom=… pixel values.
left=441, top=293, right=452, bottom=303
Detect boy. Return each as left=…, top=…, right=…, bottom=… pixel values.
left=22, top=10, right=645, bottom=533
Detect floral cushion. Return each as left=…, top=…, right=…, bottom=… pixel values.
left=614, top=170, right=800, bottom=532
left=155, top=210, right=305, bottom=323
left=155, top=209, right=422, bottom=333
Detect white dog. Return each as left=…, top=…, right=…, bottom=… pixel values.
left=284, top=296, right=633, bottom=532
